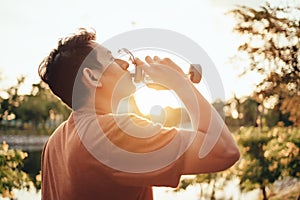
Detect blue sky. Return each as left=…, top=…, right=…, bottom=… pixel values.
left=0, top=0, right=264, bottom=100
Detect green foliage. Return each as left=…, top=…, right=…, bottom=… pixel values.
left=224, top=94, right=295, bottom=129
left=14, top=82, right=71, bottom=131
left=241, top=98, right=259, bottom=126
left=225, top=96, right=259, bottom=127
left=0, top=77, right=25, bottom=122
left=1, top=79, right=71, bottom=134
left=236, top=126, right=300, bottom=199
left=0, top=141, right=31, bottom=200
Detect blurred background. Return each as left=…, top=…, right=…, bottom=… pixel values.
left=0, top=0, right=299, bottom=199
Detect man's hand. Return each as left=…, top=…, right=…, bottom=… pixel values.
left=135, top=56, right=189, bottom=90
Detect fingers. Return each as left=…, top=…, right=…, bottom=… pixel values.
left=135, top=58, right=150, bottom=73
left=151, top=56, right=173, bottom=66
left=146, top=56, right=169, bottom=66
left=139, top=56, right=171, bottom=66
left=136, top=56, right=180, bottom=72
left=153, top=56, right=161, bottom=62
left=160, top=57, right=175, bottom=66
left=145, top=56, right=154, bottom=64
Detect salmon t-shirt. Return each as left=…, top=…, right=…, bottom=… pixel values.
left=41, top=111, right=190, bottom=200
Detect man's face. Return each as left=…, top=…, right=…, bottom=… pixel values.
left=94, top=44, right=136, bottom=99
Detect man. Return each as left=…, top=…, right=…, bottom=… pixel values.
left=39, top=28, right=240, bottom=200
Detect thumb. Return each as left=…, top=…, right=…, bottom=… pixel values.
left=135, top=58, right=151, bottom=73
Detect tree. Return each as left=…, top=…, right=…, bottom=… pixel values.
left=0, top=76, right=25, bottom=126
left=177, top=173, right=221, bottom=199
left=241, top=97, right=259, bottom=126
left=0, top=141, right=31, bottom=200
left=212, top=99, right=225, bottom=119
left=14, top=81, right=70, bottom=132
left=1, top=77, right=70, bottom=133
left=236, top=126, right=299, bottom=200
left=225, top=95, right=259, bottom=128
left=229, top=1, right=300, bottom=126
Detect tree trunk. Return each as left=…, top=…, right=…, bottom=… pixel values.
left=211, top=180, right=216, bottom=200
left=199, top=184, right=203, bottom=198
left=261, top=185, right=268, bottom=200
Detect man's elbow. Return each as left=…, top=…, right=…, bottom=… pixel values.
left=198, top=145, right=240, bottom=173
left=223, top=145, right=240, bottom=169
left=231, top=145, right=240, bottom=162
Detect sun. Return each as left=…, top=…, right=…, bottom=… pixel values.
left=133, top=86, right=182, bottom=115
left=132, top=86, right=192, bottom=129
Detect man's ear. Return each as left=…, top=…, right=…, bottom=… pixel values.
left=83, top=68, right=102, bottom=88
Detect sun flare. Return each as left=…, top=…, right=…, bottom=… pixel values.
left=134, top=86, right=182, bottom=115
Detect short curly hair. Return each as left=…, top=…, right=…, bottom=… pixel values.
left=38, top=28, right=101, bottom=109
